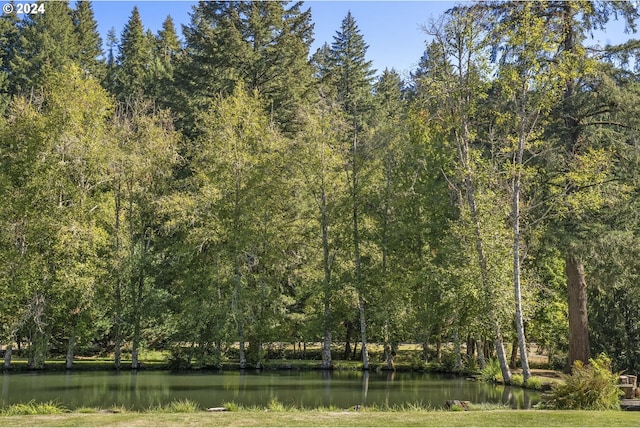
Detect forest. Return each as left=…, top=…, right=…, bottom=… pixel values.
left=1, top=1, right=640, bottom=382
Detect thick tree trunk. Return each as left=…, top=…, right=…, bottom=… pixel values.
left=566, top=254, right=590, bottom=369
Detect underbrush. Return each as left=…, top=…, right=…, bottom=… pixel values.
left=542, top=353, right=622, bottom=410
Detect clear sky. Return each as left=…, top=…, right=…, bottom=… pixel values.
left=91, top=0, right=638, bottom=78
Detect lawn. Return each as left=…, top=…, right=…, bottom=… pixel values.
left=1, top=410, right=639, bottom=427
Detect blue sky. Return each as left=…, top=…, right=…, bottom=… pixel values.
left=91, top=1, right=638, bottom=78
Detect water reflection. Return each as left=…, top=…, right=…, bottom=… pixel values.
left=0, top=370, right=541, bottom=410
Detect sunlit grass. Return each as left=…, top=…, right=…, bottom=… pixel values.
left=2, top=410, right=640, bottom=427
left=0, top=401, right=67, bottom=416
left=147, top=399, right=199, bottom=413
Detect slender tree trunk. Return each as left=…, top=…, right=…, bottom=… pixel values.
left=422, top=338, right=429, bottom=364
left=4, top=341, right=12, bottom=369
left=384, top=320, right=394, bottom=370
left=321, top=182, right=333, bottom=369
left=453, top=329, right=462, bottom=370
left=358, top=296, right=369, bottom=370
left=66, top=324, right=76, bottom=370
left=351, top=115, right=368, bottom=370
left=510, top=338, right=518, bottom=370
left=477, top=338, right=486, bottom=368
left=459, top=125, right=512, bottom=383
left=344, top=323, right=352, bottom=360
left=566, top=254, right=590, bottom=369
left=113, top=179, right=123, bottom=370
left=513, top=129, right=531, bottom=381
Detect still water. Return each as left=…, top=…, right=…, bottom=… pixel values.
left=1, top=370, right=541, bottom=410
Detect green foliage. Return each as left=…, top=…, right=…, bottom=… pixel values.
left=0, top=401, right=67, bottom=415
left=480, top=358, right=502, bottom=383
left=525, top=376, right=543, bottom=390
left=2, top=0, right=640, bottom=379
left=544, top=354, right=622, bottom=410
left=148, top=399, right=200, bottom=413
left=510, top=374, right=524, bottom=387
left=266, top=398, right=289, bottom=413
left=222, top=401, right=240, bottom=412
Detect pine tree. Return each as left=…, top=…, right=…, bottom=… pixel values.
left=0, top=9, right=19, bottom=111
left=178, top=1, right=314, bottom=135
left=72, top=1, right=105, bottom=79
left=329, top=11, right=375, bottom=118
left=327, top=11, right=376, bottom=370
left=9, top=1, right=78, bottom=94
left=103, top=27, right=118, bottom=94
left=115, top=6, right=152, bottom=100
left=147, top=16, right=181, bottom=105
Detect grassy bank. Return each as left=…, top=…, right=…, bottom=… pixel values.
left=1, top=410, right=639, bottom=427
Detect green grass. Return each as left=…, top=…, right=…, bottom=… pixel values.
left=0, top=401, right=67, bottom=416
left=1, top=410, right=639, bottom=427
left=147, top=399, right=200, bottom=413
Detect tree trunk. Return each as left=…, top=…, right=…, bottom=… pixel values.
left=458, top=119, right=512, bottom=384
left=113, top=179, right=123, bottom=370
left=358, top=296, right=369, bottom=370
left=476, top=338, right=486, bottom=368
left=510, top=338, right=518, bottom=370
left=453, top=329, right=462, bottom=370
left=320, top=183, right=332, bottom=369
left=66, top=325, right=76, bottom=370
left=4, top=342, right=12, bottom=369
left=239, top=329, right=247, bottom=369
left=566, top=254, right=590, bottom=369
left=384, top=320, right=394, bottom=370
left=513, top=91, right=532, bottom=382
left=344, top=322, right=352, bottom=360
left=494, top=337, right=511, bottom=382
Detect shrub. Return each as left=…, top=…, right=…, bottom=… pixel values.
left=525, top=376, right=543, bottom=390
left=510, top=374, right=524, bottom=386
left=480, top=358, right=501, bottom=383
left=544, top=353, right=622, bottom=410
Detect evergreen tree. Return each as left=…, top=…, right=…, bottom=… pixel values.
left=178, top=1, right=314, bottom=135
left=329, top=11, right=375, bottom=118
left=103, top=27, right=118, bottom=94
left=9, top=1, right=78, bottom=94
left=327, top=11, right=376, bottom=369
left=72, top=1, right=105, bottom=78
left=147, top=16, right=181, bottom=105
left=0, top=8, right=20, bottom=111
left=115, top=6, right=152, bottom=100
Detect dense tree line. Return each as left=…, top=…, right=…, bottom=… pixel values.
left=1, top=1, right=640, bottom=378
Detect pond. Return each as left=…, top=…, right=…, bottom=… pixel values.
left=0, top=370, right=541, bottom=410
